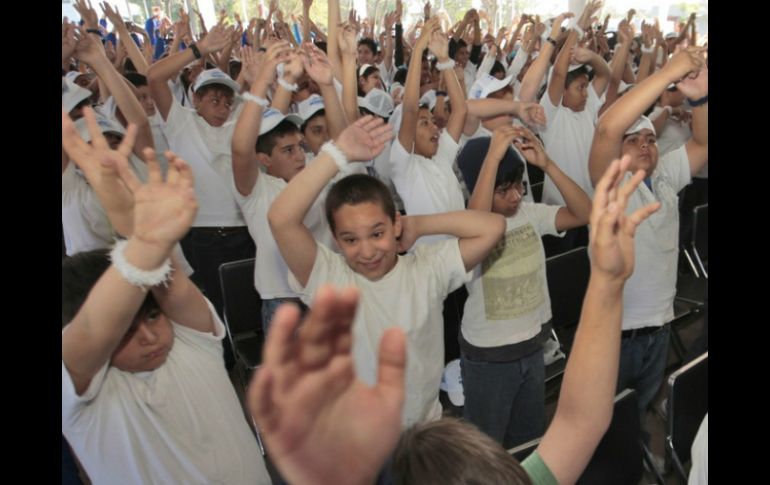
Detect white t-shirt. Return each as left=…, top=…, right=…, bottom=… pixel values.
left=462, top=202, right=562, bottom=347
left=459, top=124, right=535, bottom=204
left=538, top=84, right=603, bottom=205
left=62, top=156, right=147, bottom=256
left=620, top=146, right=691, bottom=329
left=389, top=131, right=465, bottom=244
left=62, top=301, right=271, bottom=485
left=163, top=97, right=245, bottom=227
left=62, top=163, right=113, bottom=256
left=289, top=240, right=470, bottom=427
left=688, top=413, right=708, bottom=485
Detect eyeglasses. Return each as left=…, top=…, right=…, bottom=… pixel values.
left=495, top=181, right=528, bottom=197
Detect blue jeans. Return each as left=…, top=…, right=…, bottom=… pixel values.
left=261, top=298, right=307, bottom=336
left=617, top=324, right=670, bottom=423
left=461, top=349, right=545, bottom=449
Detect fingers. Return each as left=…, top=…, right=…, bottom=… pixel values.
left=114, top=149, right=142, bottom=193
left=376, top=326, right=407, bottom=393
left=625, top=202, right=660, bottom=237
left=116, top=123, right=138, bottom=160
left=81, top=107, right=109, bottom=151
left=248, top=366, right=277, bottom=432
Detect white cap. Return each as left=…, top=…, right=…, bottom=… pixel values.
left=259, top=108, right=303, bottom=135
left=358, top=63, right=376, bottom=77
left=389, top=81, right=404, bottom=98
left=468, top=73, right=514, bottom=100
left=62, top=78, right=93, bottom=113
left=439, top=359, right=464, bottom=406
left=296, top=94, right=325, bottom=123
left=192, top=68, right=241, bottom=94
left=74, top=114, right=126, bottom=143
left=625, top=115, right=656, bottom=136
left=358, top=88, right=394, bottom=118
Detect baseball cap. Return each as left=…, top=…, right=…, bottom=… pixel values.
left=439, top=359, right=464, bottom=407
left=625, top=116, right=656, bottom=136
left=74, top=114, right=127, bottom=143
left=468, top=73, right=514, bottom=100
left=259, top=108, right=303, bottom=136
left=297, top=94, right=325, bottom=123
left=192, top=68, right=241, bottom=94
left=358, top=88, right=395, bottom=118
left=62, top=78, right=93, bottom=113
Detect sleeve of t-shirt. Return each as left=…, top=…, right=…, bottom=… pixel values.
left=288, top=242, right=353, bottom=304
left=163, top=95, right=193, bottom=139
left=524, top=202, right=565, bottom=237
left=539, top=82, right=560, bottom=128
left=521, top=451, right=559, bottom=485
left=413, top=238, right=472, bottom=295
left=586, top=83, right=603, bottom=119
left=436, top=131, right=460, bottom=168
left=660, top=145, right=692, bottom=192
left=388, top=137, right=413, bottom=183
left=171, top=298, right=227, bottom=358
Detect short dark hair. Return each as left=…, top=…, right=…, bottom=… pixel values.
left=62, top=249, right=159, bottom=329
left=457, top=136, right=525, bottom=194
left=490, top=60, right=506, bottom=78
left=229, top=59, right=243, bottom=80
left=358, top=38, right=378, bottom=56
left=392, top=418, right=532, bottom=485
left=565, top=65, right=591, bottom=89
left=123, top=72, right=148, bottom=87
left=124, top=58, right=137, bottom=73
left=256, top=119, right=302, bottom=155
left=301, top=109, right=326, bottom=133
left=325, top=174, right=396, bottom=234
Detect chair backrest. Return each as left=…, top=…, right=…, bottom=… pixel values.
left=219, top=258, right=263, bottom=340
left=692, top=203, right=707, bottom=266
left=667, top=352, right=708, bottom=467
left=507, top=389, right=644, bottom=485
left=546, top=246, right=591, bottom=330
left=531, top=181, right=544, bottom=203
left=576, top=389, right=643, bottom=485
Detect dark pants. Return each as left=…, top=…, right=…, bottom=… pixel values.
left=180, top=226, right=256, bottom=368
left=62, top=435, right=84, bottom=485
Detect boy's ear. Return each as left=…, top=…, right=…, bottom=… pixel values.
left=393, top=212, right=402, bottom=239
left=255, top=152, right=271, bottom=168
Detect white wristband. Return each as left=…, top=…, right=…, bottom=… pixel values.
left=241, top=91, right=270, bottom=107
left=435, top=59, right=456, bottom=71
left=321, top=141, right=348, bottom=171
left=568, top=19, right=585, bottom=40
left=278, top=77, right=299, bottom=92
left=641, top=44, right=655, bottom=54
left=110, top=239, right=172, bottom=291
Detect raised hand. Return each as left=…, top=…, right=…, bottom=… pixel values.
left=427, top=28, right=449, bottom=60
left=301, top=42, right=334, bottom=86
left=415, top=17, right=440, bottom=51
left=589, top=156, right=659, bottom=282
left=337, top=22, right=359, bottom=56
left=570, top=45, right=595, bottom=64
left=665, top=46, right=707, bottom=80
left=115, top=145, right=197, bottom=250
left=511, top=125, right=550, bottom=168
left=61, top=107, right=137, bottom=235
left=676, top=66, right=707, bottom=100
left=254, top=41, right=292, bottom=85
left=423, top=1, right=431, bottom=20
left=74, top=27, right=108, bottom=66
left=99, top=1, right=122, bottom=27
left=281, top=48, right=305, bottom=82
left=516, top=102, right=547, bottom=128
left=248, top=286, right=406, bottom=485
left=63, top=22, right=78, bottom=62
left=74, top=0, right=99, bottom=28
left=335, top=116, right=394, bottom=162
left=198, top=23, right=231, bottom=54
left=486, top=125, right=520, bottom=164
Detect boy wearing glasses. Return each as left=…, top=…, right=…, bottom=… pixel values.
left=457, top=124, right=591, bottom=449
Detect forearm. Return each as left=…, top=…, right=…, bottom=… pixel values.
left=119, top=26, right=150, bottom=74
left=147, top=46, right=196, bottom=84
left=548, top=30, right=578, bottom=103
left=89, top=57, right=148, bottom=129
left=341, top=55, right=360, bottom=123
left=555, top=275, right=623, bottom=430
left=327, top=0, right=343, bottom=77
left=151, top=254, right=213, bottom=333
left=467, top=153, right=498, bottom=211
left=410, top=210, right=500, bottom=239
left=543, top=162, right=591, bottom=224
left=269, top=153, right=339, bottom=230
left=466, top=98, right=518, bottom=119
left=442, top=64, right=468, bottom=140
left=302, top=6, right=311, bottom=42
left=271, top=84, right=295, bottom=114
left=518, top=43, right=553, bottom=102
left=635, top=52, right=653, bottom=83
left=319, top=83, right=347, bottom=138
left=689, top=103, right=708, bottom=148
left=232, top=77, right=271, bottom=162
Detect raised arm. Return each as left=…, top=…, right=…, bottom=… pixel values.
left=147, top=24, right=230, bottom=120
left=548, top=1, right=600, bottom=106
left=271, top=48, right=305, bottom=114
left=397, top=209, right=505, bottom=271
left=571, top=44, right=611, bottom=97
left=398, top=18, right=439, bottom=152
left=74, top=27, right=153, bottom=157
left=301, top=0, right=312, bottom=43
left=62, top=111, right=200, bottom=396
left=676, top=66, right=708, bottom=174
left=512, top=126, right=591, bottom=230
left=101, top=2, right=149, bottom=75
left=339, top=22, right=361, bottom=123
left=428, top=28, right=467, bottom=142
left=589, top=47, right=706, bottom=185
left=519, top=12, right=572, bottom=102
left=598, top=20, right=633, bottom=115
left=537, top=156, right=660, bottom=485
left=467, top=125, right=519, bottom=212
left=231, top=42, right=292, bottom=196
left=302, top=42, right=348, bottom=138
left=327, top=0, right=344, bottom=81
left=267, top=117, right=392, bottom=287
left=382, top=11, right=396, bottom=73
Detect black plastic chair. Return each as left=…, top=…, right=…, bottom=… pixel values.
left=219, top=258, right=265, bottom=381
left=691, top=204, right=707, bottom=278
left=666, top=352, right=708, bottom=482
left=508, top=389, right=658, bottom=484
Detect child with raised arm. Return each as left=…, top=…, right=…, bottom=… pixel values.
left=456, top=125, right=591, bottom=448
left=61, top=110, right=271, bottom=484
left=267, top=116, right=505, bottom=426
left=249, top=156, right=659, bottom=485
left=588, top=46, right=708, bottom=421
